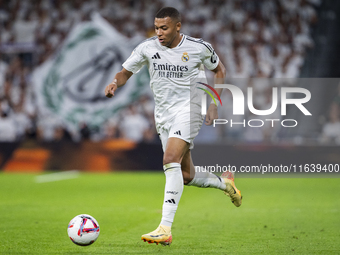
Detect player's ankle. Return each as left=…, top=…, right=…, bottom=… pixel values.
left=159, top=224, right=171, bottom=233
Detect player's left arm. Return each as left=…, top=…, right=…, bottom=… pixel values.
left=205, top=61, right=226, bottom=126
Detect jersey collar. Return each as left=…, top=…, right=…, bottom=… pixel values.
left=175, top=34, right=185, bottom=49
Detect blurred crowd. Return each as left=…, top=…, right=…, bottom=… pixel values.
left=0, top=0, right=329, bottom=145
left=319, top=84, right=340, bottom=145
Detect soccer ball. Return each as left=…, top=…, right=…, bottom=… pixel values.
left=67, top=214, right=100, bottom=246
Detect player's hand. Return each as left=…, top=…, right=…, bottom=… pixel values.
left=205, top=104, right=218, bottom=126
left=105, top=79, right=118, bottom=98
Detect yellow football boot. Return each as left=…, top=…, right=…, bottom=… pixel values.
left=141, top=224, right=172, bottom=246
left=221, top=171, right=242, bottom=207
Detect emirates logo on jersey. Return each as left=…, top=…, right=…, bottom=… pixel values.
left=181, top=52, right=189, bottom=62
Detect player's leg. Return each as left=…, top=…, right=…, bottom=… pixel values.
left=182, top=149, right=242, bottom=207
left=141, top=137, right=188, bottom=246
left=180, top=149, right=195, bottom=184
left=161, top=137, right=189, bottom=227
left=181, top=149, right=224, bottom=187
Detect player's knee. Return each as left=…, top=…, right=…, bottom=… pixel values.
left=163, top=153, right=180, bottom=165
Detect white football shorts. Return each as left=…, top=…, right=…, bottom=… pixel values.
left=156, top=107, right=204, bottom=152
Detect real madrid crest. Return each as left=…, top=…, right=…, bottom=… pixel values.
left=181, top=52, right=189, bottom=62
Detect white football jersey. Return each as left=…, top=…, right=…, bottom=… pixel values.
left=123, top=34, right=219, bottom=125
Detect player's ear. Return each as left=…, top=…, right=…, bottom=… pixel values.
left=176, top=22, right=181, bottom=32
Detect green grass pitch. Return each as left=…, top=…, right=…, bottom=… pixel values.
left=0, top=172, right=339, bottom=254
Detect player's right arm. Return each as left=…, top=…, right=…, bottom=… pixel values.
left=105, top=41, right=148, bottom=98
left=105, top=68, right=133, bottom=98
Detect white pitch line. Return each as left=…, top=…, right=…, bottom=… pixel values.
left=35, top=170, right=80, bottom=183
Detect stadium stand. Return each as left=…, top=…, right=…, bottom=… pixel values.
left=0, top=0, right=333, bottom=145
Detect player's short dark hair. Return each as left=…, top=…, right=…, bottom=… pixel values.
left=155, top=7, right=181, bottom=23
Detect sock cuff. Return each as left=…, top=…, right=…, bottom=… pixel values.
left=163, top=162, right=181, bottom=172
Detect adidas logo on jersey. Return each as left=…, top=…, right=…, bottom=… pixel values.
left=174, top=130, right=181, bottom=136
left=165, top=199, right=176, bottom=204
left=152, top=52, right=161, bottom=59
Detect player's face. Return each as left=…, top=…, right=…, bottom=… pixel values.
left=154, top=17, right=181, bottom=48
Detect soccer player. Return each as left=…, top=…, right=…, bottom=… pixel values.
left=105, top=7, right=242, bottom=246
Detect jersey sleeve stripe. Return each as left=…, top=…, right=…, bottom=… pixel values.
left=186, top=35, right=213, bottom=51
left=186, top=37, right=213, bottom=53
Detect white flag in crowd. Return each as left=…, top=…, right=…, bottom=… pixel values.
left=32, top=13, right=149, bottom=132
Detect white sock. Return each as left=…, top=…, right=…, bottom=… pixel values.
left=160, top=163, right=183, bottom=227
left=187, top=169, right=226, bottom=190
